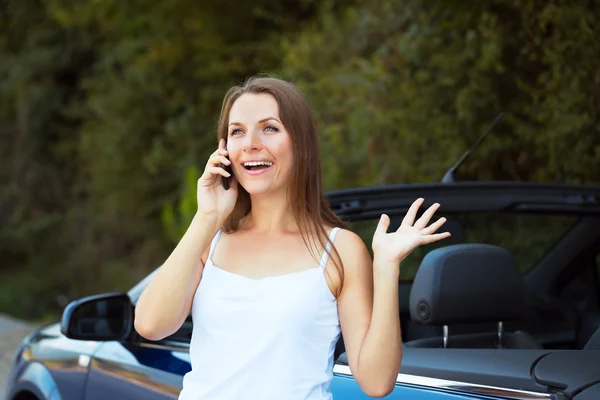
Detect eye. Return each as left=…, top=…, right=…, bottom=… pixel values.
left=263, top=125, right=279, bottom=132
left=230, top=128, right=243, bottom=136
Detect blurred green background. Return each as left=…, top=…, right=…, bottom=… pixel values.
left=1, top=0, right=599, bottom=322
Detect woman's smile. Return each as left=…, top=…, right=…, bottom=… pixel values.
left=241, top=160, right=275, bottom=175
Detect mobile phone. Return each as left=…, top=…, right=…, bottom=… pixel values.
left=220, top=156, right=232, bottom=190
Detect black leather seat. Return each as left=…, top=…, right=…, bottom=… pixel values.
left=584, top=327, right=600, bottom=350
left=404, top=244, right=540, bottom=349
left=577, top=311, right=600, bottom=349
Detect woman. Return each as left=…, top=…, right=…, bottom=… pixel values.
left=135, top=76, right=450, bottom=399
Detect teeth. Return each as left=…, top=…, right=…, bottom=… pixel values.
left=243, top=161, right=273, bottom=167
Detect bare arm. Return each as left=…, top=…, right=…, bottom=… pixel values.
left=135, top=139, right=239, bottom=341
left=134, top=212, right=218, bottom=341
left=337, top=199, right=450, bottom=397
left=336, top=230, right=401, bottom=398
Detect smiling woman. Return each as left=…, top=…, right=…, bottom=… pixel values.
left=133, top=75, right=451, bottom=400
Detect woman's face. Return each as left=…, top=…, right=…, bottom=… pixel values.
left=226, top=93, right=294, bottom=196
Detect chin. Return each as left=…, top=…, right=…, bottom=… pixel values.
left=241, top=180, right=284, bottom=196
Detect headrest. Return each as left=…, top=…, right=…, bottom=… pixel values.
left=409, top=244, right=525, bottom=325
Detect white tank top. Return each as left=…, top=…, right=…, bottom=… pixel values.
left=179, top=227, right=342, bottom=400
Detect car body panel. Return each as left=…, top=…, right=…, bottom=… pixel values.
left=7, top=323, right=98, bottom=400
left=10, top=362, right=61, bottom=400
left=574, top=382, right=600, bottom=400
left=531, top=351, right=600, bottom=397
left=82, top=342, right=188, bottom=400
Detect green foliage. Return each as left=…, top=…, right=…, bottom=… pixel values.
left=280, top=0, right=600, bottom=188
left=161, top=166, right=200, bottom=244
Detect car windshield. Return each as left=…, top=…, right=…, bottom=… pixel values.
left=349, top=212, right=579, bottom=281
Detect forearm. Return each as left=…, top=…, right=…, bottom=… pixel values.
left=356, top=258, right=402, bottom=392
left=135, top=212, right=219, bottom=340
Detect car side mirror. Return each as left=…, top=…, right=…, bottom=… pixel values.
left=60, top=292, right=134, bottom=341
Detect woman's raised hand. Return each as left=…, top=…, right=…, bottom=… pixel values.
left=372, top=198, right=451, bottom=266
left=196, top=139, right=238, bottom=223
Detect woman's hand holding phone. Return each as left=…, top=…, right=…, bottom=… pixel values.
left=197, top=139, right=238, bottom=224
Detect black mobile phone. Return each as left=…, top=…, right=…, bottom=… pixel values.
left=220, top=157, right=232, bottom=190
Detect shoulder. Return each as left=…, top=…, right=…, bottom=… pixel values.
left=332, top=228, right=367, bottom=251
left=321, top=227, right=372, bottom=296
left=328, top=228, right=374, bottom=300
left=330, top=228, right=372, bottom=274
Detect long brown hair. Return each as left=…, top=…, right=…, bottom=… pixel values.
left=216, top=75, right=349, bottom=296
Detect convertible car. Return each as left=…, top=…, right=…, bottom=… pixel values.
left=5, top=181, right=600, bottom=400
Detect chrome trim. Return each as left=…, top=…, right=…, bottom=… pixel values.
left=333, top=364, right=553, bottom=400
left=443, top=325, right=448, bottom=348
left=137, top=340, right=191, bottom=352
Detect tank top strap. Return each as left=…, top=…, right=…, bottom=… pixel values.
left=208, top=229, right=223, bottom=260
left=318, top=227, right=341, bottom=270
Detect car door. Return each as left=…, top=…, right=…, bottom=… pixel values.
left=82, top=315, right=193, bottom=400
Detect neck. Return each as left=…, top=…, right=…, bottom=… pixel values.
left=244, top=188, right=298, bottom=233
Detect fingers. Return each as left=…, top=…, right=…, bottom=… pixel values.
left=421, top=231, right=451, bottom=244
left=400, top=198, right=424, bottom=227
left=210, top=146, right=229, bottom=159
left=212, top=139, right=230, bottom=164
left=414, top=202, right=441, bottom=230
left=207, top=166, right=231, bottom=178
left=199, top=142, right=231, bottom=187
left=211, top=139, right=229, bottom=157
left=376, top=214, right=391, bottom=234
left=208, top=154, right=231, bottom=168
left=421, top=217, right=447, bottom=235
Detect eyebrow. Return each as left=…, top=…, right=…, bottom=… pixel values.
left=229, top=117, right=281, bottom=127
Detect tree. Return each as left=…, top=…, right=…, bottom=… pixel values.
left=280, top=0, right=600, bottom=189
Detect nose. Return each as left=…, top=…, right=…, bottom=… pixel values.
left=242, top=129, right=262, bottom=152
